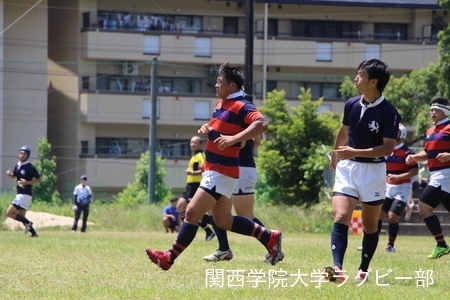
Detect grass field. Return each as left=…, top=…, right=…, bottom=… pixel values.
left=0, top=229, right=446, bottom=300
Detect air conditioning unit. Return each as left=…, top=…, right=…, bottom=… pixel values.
left=123, top=61, right=138, bottom=76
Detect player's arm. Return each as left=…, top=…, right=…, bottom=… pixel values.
left=349, top=137, right=397, bottom=158
left=330, top=124, right=349, bottom=169
left=406, top=151, right=427, bottom=165
left=253, top=135, right=261, bottom=150
left=6, top=168, right=15, bottom=178
left=215, top=120, right=268, bottom=150
left=387, top=168, right=419, bottom=183
left=20, top=177, right=42, bottom=186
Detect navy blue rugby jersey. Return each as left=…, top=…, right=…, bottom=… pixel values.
left=239, top=138, right=256, bottom=168
left=343, top=95, right=401, bottom=163
left=13, top=162, right=40, bottom=196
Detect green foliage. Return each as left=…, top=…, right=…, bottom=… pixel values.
left=339, top=76, right=358, bottom=99
left=437, top=27, right=450, bottom=98
left=256, top=88, right=340, bottom=206
left=32, top=137, right=61, bottom=204
left=114, top=151, right=172, bottom=206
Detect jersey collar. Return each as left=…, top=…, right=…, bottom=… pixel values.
left=359, top=95, right=385, bottom=108
left=434, top=117, right=449, bottom=126
left=227, top=91, right=244, bottom=99
left=394, top=142, right=404, bottom=150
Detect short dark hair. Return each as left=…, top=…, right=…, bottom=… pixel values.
left=358, top=58, right=391, bottom=93
left=430, top=96, right=450, bottom=106
left=217, top=62, right=245, bottom=91
left=170, top=196, right=178, bottom=202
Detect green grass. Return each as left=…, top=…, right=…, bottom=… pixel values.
left=0, top=193, right=445, bottom=299
left=0, top=230, right=446, bottom=299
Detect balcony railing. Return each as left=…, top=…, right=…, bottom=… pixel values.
left=80, top=138, right=192, bottom=159
left=81, top=11, right=440, bottom=42
left=81, top=75, right=216, bottom=95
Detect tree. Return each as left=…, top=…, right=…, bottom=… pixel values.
left=256, top=88, right=340, bottom=206
left=32, top=137, right=62, bottom=204
left=114, top=151, right=172, bottom=206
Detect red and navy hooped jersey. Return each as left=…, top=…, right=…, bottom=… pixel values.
left=385, top=144, right=418, bottom=184
left=343, top=96, right=401, bottom=163
left=205, top=96, right=265, bottom=178
left=424, top=120, right=450, bottom=171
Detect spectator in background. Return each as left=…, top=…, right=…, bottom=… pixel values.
left=162, top=197, right=180, bottom=233
left=72, top=175, right=93, bottom=233
left=418, top=161, right=430, bottom=189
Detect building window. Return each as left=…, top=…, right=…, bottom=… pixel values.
left=195, top=38, right=211, bottom=57
left=143, top=36, right=160, bottom=55
left=292, top=20, right=363, bottom=39
left=194, top=101, right=211, bottom=120
left=268, top=19, right=278, bottom=36
left=299, top=82, right=340, bottom=99
left=254, top=80, right=277, bottom=97
left=224, top=17, right=238, bottom=34
left=316, top=42, right=332, bottom=62
left=374, top=23, right=407, bottom=40
left=95, top=137, right=149, bottom=156
left=365, top=44, right=381, bottom=60
left=81, top=76, right=89, bottom=90
left=142, top=98, right=160, bottom=119
left=158, top=139, right=191, bottom=158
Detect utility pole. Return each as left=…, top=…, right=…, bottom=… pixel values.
left=245, top=0, right=254, bottom=102
left=148, top=57, right=158, bottom=203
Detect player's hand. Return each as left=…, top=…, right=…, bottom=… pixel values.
left=386, top=174, right=398, bottom=183
left=17, top=179, right=26, bottom=187
left=329, top=152, right=338, bottom=170
left=198, top=123, right=213, bottom=135
left=72, top=205, right=78, bottom=211
left=405, top=155, right=417, bottom=165
left=436, top=152, right=450, bottom=162
left=214, top=134, right=236, bottom=150
left=6, top=169, right=12, bottom=176
left=333, top=146, right=357, bottom=160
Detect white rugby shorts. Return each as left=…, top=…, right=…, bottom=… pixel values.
left=428, top=168, right=450, bottom=193
left=12, top=194, right=33, bottom=210
left=385, top=182, right=412, bottom=203
left=200, top=170, right=238, bottom=199
left=333, top=159, right=386, bottom=203
left=233, top=167, right=257, bottom=195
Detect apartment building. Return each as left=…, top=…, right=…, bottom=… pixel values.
left=2, top=0, right=444, bottom=197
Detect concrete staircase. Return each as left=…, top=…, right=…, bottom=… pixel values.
left=381, top=198, right=450, bottom=236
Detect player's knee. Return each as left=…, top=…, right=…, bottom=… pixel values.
left=185, top=208, right=204, bottom=225
left=213, top=217, right=232, bottom=230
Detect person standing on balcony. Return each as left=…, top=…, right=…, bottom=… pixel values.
left=5, top=146, right=41, bottom=237
left=406, top=97, right=450, bottom=259
left=176, top=136, right=215, bottom=241
left=72, top=175, right=93, bottom=233
left=378, top=123, right=418, bottom=253
left=145, top=62, right=282, bottom=270
left=323, top=58, right=400, bottom=283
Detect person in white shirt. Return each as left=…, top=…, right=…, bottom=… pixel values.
left=72, top=175, right=93, bottom=233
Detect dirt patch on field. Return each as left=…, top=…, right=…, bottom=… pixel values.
left=3, top=211, right=94, bottom=231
